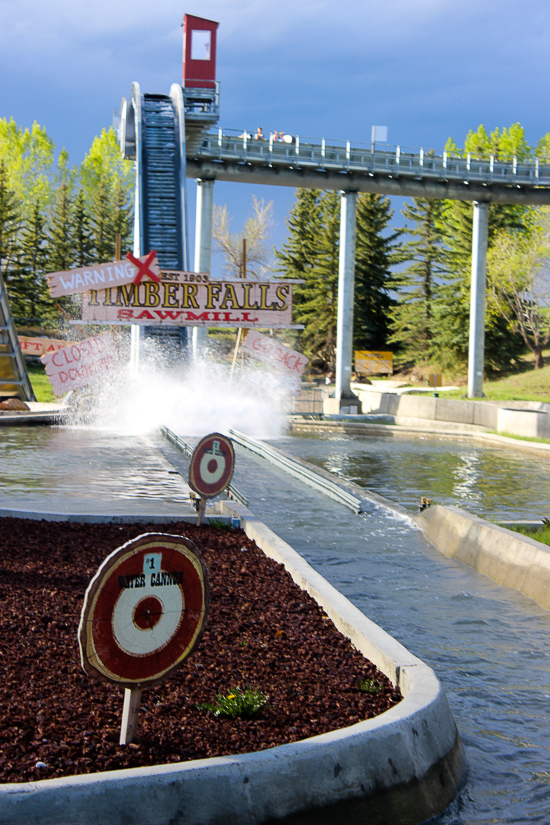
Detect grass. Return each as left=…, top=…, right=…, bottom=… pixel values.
left=508, top=522, right=550, bottom=548
left=488, top=430, right=550, bottom=445
left=26, top=363, right=56, bottom=402
left=196, top=686, right=268, bottom=719
left=396, top=347, right=550, bottom=404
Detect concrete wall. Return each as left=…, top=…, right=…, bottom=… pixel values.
left=416, top=504, right=550, bottom=612
left=352, top=388, right=550, bottom=433
left=497, top=408, right=550, bottom=439
left=0, top=504, right=467, bottom=825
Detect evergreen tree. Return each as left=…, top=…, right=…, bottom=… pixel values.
left=275, top=189, right=323, bottom=281
left=10, top=201, right=53, bottom=321
left=80, top=127, right=134, bottom=262
left=353, top=193, right=403, bottom=351
left=277, top=189, right=405, bottom=367
left=292, top=191, right=340, bottom=368
left=432, top=199, right=525, bottom=372
left=47, top=152, right=74, bottom=272
left=110, top=178, right=133, bottom=258
left=88, top=176, right=112, bottom=263
left=0, top=161, right=20, bottom=277
left=71, top=189, right=94, bottom=267
left=275, top=188, right=323, bottom=326
left=388, top=198, right=445, bottom=358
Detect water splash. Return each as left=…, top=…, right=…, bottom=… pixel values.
left=67, top=338, right=290, bottom=439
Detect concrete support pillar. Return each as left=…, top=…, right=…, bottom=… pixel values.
left=467, top=201, right=489, bottom=398
left=335, top=191, right=358, bottom=402
left=192, top=179, right=214, bottom=360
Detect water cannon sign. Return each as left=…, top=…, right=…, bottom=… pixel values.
left=79, top=533, right=209, bottom=687
left=243, top=330, right=309, bottom=385
left=41, top=333, right=118, bottom=395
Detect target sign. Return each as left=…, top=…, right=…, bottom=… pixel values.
left=189, top=433, right=235, bottom=498
left=79, top=533, right=209, bottom=687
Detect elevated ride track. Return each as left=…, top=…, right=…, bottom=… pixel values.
left=120, top=82, right=550, bottom=400
left=188, top=129, right=550, bottom=206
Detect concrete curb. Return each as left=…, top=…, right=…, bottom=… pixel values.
left=416, top=504, right=550, bottom=612
left=0, top=508, right=230, bottom=525
left=0, top=505, right=466, bottom=825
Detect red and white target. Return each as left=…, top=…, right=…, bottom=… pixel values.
left=79, top=534, right=209, bottom=687
left=189, top=433, right=235, bottom=498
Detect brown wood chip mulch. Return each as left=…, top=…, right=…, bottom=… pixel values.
left=0, top=518, right=401, bottom=783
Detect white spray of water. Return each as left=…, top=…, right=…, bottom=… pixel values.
left=70, top=349, right=291, bottom=439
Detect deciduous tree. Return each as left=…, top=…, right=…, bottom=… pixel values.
left=487, top=223, right=550, bottom=368
left=213, top=195, right=274, bottom=279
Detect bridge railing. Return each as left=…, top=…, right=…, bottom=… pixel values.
left=192, top=128, right=550, bottom=187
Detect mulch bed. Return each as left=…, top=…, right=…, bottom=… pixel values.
left=0, top=518, right=401, bottom=783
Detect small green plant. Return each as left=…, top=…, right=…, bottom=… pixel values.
left=359, top=678, right=382, bottom=695
left=197, top=686, right=268, bottom=718
left=207, top=518, right=232, bottom=530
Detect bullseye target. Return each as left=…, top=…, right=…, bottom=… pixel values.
left=189, top=433, right=235, bottom=498
left=78, top=534, right=209, bottom=687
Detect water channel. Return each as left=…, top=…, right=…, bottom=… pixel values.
left=2, top=425, right=550, bottom=824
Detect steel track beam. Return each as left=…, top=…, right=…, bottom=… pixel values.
left=186, top=159, right=550, bottom=206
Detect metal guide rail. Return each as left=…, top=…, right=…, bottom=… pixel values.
left=228, top=428, right=363, bottom=514
left=193, top=130, right=550, bottom=189
left=160, top=425, right=249, bottom=507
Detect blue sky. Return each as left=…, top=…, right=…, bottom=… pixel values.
left=2, top=0, right=550, bottom=275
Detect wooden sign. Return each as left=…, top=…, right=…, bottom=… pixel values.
left=242, top=330, right=309, bottom=378
left=189, top=433, right=235, bottom=500
left=79, top=533, right=209, bottom=745
left=18, top=336, right=77, bottom=357
left=78, top=276, right=297, bottom=328
left=355, top=350, right=393, bottom=376
left=41, top=333, right=118, bottom=395
left=46, top=254, right=163, bottom=298
left=79, top=533, right=209, bottom=687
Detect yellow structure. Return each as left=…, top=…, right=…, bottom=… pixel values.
left=354, top=351, right=393, bottom=376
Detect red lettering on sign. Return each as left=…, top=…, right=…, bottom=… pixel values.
left=185, top=311, right=210, bottom=322
left=155, top=310, right=183, bottom=320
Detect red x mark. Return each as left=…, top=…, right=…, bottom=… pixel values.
left=126, top=250, right=160, bottom=285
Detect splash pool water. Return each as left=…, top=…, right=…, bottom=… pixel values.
left=2, top=425, right=550, bottom=823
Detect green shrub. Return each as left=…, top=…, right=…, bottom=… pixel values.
left=359, top=678, right=382, bottom=695
left=197, top=686, right=268, bottom=718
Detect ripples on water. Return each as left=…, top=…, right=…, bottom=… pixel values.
left=228, top=440, right=550, bottom=825
left=0, top=427, right=188, bottom=513
left=271, top=432, right=550, bottom=522
left=3, top=425, right=550, bottom=823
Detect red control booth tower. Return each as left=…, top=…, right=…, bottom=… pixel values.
left=182, top=15, right=220, bottom=151
left=183, top=15, right=218, bottom=89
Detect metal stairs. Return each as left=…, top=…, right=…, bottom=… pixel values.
left=0, top=270, right=36, bottom=401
